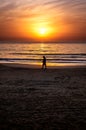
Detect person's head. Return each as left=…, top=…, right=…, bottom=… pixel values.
left=43, top=56, right=45, bottom=59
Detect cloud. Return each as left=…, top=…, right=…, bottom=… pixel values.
left=0, top=0, right=86, bottom=20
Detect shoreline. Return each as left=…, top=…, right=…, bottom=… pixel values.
left=0, top=62, right=86, bottom=69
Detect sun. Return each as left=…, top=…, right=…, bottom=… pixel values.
left=32, top=24, right=53, bottom=38
left=39, top=28, right=47, bottom=35
left=34, top=26, right=48, bottom=37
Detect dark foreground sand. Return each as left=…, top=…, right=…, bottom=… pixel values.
left=0, top=63, right=86, bottom=130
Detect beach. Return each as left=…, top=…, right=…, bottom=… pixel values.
left=0, top=63, right=86, bottom=130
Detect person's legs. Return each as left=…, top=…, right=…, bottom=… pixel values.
left=42, top=63, right=44, bottom=69
left=44, top=64, right=46, bottom=69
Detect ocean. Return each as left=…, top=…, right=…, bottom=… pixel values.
left=0, top=42, right=86, bottom=67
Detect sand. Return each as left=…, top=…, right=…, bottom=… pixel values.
left=0, top=63, right=86, bottom=130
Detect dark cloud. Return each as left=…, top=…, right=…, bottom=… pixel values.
left=43, top=0, right=86, bottom=14
left=0, top=3, right=19, bottom=13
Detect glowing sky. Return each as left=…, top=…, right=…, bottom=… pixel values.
left=0, top=0, right=86, bottom=42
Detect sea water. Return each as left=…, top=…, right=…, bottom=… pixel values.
left=0, top=42, right=86, bottom=66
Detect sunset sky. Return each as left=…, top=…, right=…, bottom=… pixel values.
left=0, top=0, right=86, bottom=42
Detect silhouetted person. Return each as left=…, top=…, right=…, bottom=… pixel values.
left=42, top=56, right=46, bottom=69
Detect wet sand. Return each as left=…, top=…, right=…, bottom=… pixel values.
left=0, top=63, right=86, bottom=130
